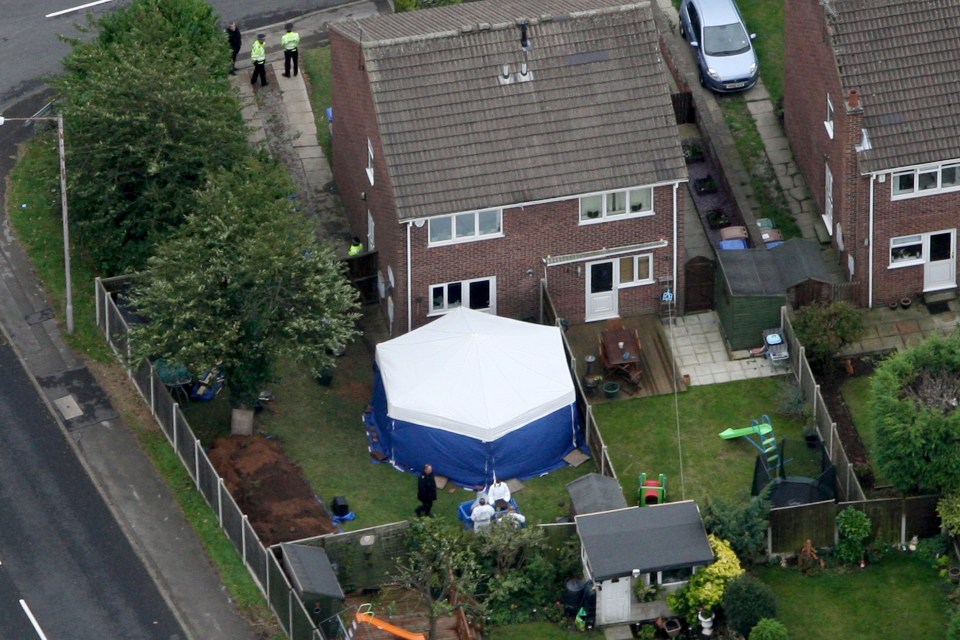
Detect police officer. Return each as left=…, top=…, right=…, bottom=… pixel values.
left=250, top=33, right=267, bottom=87
left=348, top=237, right=363, bottom=257
left=281, top=23, right=301, bottom=78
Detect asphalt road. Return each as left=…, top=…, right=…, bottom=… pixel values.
left=0, top=340, right=185, bottom=639
left=0, top=0, right=350, bottom=113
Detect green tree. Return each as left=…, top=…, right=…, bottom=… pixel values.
left=722, top=575, right=777, bottom=637
left=392, top=518, right=483, bottom=640
left=791, top=302, right=865, bottom=373
left=749, top=618, right=788, bottom=640
left=395, top=0, right=461, bottom=12
left=834, top=507, right=872, bottom=565
left=130, top=159, right=359, bottom=431
left=668, top=535, right=744, bottom=622
left=53, top=0, right=247, bottom=273
left=701, top=490, right=771, bottom=563
left=873, top=334, right=960, bottom=493
left=938, top=493, right=960, bottom=536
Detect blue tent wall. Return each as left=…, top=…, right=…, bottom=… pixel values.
left=368, top=370, right=579, bottom=487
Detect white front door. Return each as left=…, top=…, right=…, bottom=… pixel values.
left=585, top=260, right=617, bottom=321
left=924, top=230, right=956, bottom=292
left=598, top=578, right=631, bottom=625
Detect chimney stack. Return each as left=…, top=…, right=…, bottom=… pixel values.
left=848, top=88, right=860, bottom=109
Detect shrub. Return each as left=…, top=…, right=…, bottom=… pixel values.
left=834, top=507, right=871, bottom=565
left=750, top=618, right=789, bottom=640
left=792, top=302, right=865, bottom=373
left=949, top=611, right=960, bottom=640
left=722, top=575, right=777, bottom=637
left=939, top=493, right=960, bottom=536
left=701, top=491, right=771, bottom=563
left=668, top=535, right=744, bottom=621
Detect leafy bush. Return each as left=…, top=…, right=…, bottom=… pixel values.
left=701, top=491, right=771, bottom=563
left=834, top=507, right=871, bottom=565
left=792, top=302, right=865, bottom=372
left=722, top=575, right=777, bottom=637
left=949, top=611, right=960, bottom=640
left=873, top=335, right=960, bottom=493
left=915, top=534, right=949, bottom=567
left=750, top=618, right=788, bottom=640
left=668, top=535, right=744, bottom=621
left=939, top=493, right=960, bottom=536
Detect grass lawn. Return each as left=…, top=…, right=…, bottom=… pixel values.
left=596, top=377, right=804, bottom=505
left=486, top=622, right=603, bottom=640
left=840, top=375, right=891, bottom=487
left=757, top=553, right=948, bottom=639
left=738, top=0, right=785, bottom=104
left=302, top=48, right=333, bottom=169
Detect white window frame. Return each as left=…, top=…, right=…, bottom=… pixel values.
left=580, top=187, right=654, bottom=224
left=892, top=162, right=960, bottom=199
left=427, top=209, right=503, bottom=247
left=367, top=210, right=376, bottom=252
left=428, top=276, right=496, bottom=316
left=366, top=138, right=375, bottom=185
left=889, top=234, right=924, bottom=268
left=617, top=254, right=654, bottom=287
left=824, top=94, right=834, bottom=139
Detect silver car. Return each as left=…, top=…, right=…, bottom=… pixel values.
left=679, top=0, right=759, bottom=92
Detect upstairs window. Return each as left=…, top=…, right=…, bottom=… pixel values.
left=428, top=209, right=502, bottom=246
left=892, top=162, right=960, bottom=198
left=824, top=94, right=834, bottom=139
left=580, top=187, right=653, bottom=222
left=366, top=138, right=374, bottom=185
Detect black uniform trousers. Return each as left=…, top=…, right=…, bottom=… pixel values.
left=251, top=61, right=267, bottom=86
left=284, top=49, right=299, bottom=77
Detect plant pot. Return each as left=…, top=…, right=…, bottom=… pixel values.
left=694, top=176, right=719, bottom=195
left=664, top=618, right=682, bottom=638
left=950, top=566, right=960, bottom=583
left=888, top=300, right=899, bottom=311
left=900, top=297, right=912, bottom=309
left=706, top=209, right=729, bottom=229
left=602, top=381, right=620, bottom=399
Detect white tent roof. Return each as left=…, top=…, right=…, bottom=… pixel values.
left=375, top=308, right=576, bottom=441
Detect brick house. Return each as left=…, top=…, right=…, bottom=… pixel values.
left=785, top=0, right=960, bottom=308
left=330, top=0, right=686, bottom=334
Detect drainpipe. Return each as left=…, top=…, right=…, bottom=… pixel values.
left=868, top=174, right=876, bottom=308
left=672, top=182, right=679, bottom=292
left=406, top=221, right=413, bottom=332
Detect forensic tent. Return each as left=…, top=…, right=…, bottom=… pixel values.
left=367, top=307, right=580, bottom=487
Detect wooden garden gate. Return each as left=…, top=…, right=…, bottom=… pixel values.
left=684, top=255, right=715, bottom=313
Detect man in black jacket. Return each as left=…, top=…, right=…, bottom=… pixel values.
left=415, top=464, right=437, bottom=517
left=226, top=22, right=242, bottom=75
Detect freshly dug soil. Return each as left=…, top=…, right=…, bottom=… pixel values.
left=208, top=435, right=336, bottom=546
left=818, top=356, right=881, bottom=490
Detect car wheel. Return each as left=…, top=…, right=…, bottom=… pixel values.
left=698, top=70, right=706, bottom=87
left=680, top=23, right=686, bottom=38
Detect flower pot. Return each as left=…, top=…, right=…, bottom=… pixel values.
left=694, top=176, right=719, bottom=195
left=602, top=381, right=620, bottom=399
left=900, top=297, right=912, bottom=309
left=950, top=566, right=960, bottom=583
left=664, top=618, right=682, bottom=638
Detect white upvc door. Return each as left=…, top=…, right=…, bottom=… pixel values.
left=585, top=260, right=618, bottom=321
left=924, top=230, right=956, bottom=292
left=598, top=578, right=631, bottom=625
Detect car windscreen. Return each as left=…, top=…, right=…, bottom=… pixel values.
left=702, top=23, right=750, bottom=56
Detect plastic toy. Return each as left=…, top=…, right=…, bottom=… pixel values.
left=354, top=604, right=426, bottom=640
left=637, top=472, right=667, bottom=506
left=719, top=415, right=779, bottom=468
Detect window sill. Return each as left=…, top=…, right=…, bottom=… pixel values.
left=579, top=210, right=655, bottom=225
left=888, top=259, right=923, bottom=270
left=428, top=232, right=504, bottom=248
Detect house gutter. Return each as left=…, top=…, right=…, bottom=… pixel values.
left=406, top=220, right=413, bottom=332
left=868, top=174, right=876, bottom=308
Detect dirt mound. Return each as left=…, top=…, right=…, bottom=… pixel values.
left=209, top=435, right=336, bottom=546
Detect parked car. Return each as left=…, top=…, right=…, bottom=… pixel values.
left=679, top=0, right=759, bottom=92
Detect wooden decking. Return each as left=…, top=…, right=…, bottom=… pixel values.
left=565, top=314, right=686, bottom=400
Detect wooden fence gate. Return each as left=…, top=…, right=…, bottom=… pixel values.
left=684, top=255, right=715, bottom=313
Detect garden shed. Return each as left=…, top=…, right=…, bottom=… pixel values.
left=716, top=239, right=832, bottom=350
left=566, top=473, right=628, bottom=517
left=575, top=502, right=714, bottom=626
left=281, top=543, right=345, bottom=638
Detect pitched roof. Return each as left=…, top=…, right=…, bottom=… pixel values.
left=333, top=0, right=685, bottom=219
left=575, top=502, right=714, bottom=580
left=566, top=472, right=628, bottom=516
left=825, top=0, right=960, bottom=172
left=718, top=239, right=833, bottom=296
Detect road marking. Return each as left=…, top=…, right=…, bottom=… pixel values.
left=19, top=600, right=49, bottom=640
left=46, top=0, right=114, bottom=18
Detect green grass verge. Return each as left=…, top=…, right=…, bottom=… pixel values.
left=486, top=621, right=604, bottom=640
left=596, top=377, right=804, bottom=505
left=302, top=48, right=333, bottom=169
left=7, top=137, right=281, bottom=638
left=738, top=0, right=785, bottom=104
left=757, top=553, right=948, bottom=639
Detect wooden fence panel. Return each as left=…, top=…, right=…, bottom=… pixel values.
left=769, top=501, right=836, bottom=554
left=905, top=495, right=942, bottom=540
left=842, top=498, right=903, bottom=544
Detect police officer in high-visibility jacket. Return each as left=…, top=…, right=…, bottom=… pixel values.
left=281, top=23, right=301, bottom=78
left=250, top=33, right=267, bottom=87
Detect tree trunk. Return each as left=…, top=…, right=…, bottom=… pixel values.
left=231, top=407, right=254, bottom=436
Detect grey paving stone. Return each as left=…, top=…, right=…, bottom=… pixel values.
left=746, top=99, right=774, bottom=115
left=297, top=146, right=325, bottom=159
left=767, top=148, right=794, bottom=164
left=286, top=111, right=317, bottom=126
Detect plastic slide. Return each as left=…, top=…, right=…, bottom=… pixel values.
left=355, top=611, right=426, bottom=640
left=718, top=422, right=773, bottom=440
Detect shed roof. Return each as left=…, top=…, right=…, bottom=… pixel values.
left=332, top=0, right=685, bottom=219
left=575, top=502, right=713, bottom=580
left=718, top=239, right=832, bottom=296
left=566, top=473, right=628, bottom=516
left=825, top=0, right=960, bottom=173
left=281, top=544, right=345, bottom=600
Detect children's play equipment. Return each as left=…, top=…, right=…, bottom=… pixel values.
left=752, top=439, right=836, bottom=508
left=637, top=472, right=666, bottom=506
left=351, top=605, right=426, bottom=640
left=719, top=415, right=779, bottom=471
